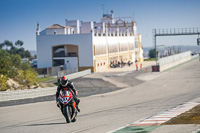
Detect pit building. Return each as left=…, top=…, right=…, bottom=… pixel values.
left=36, top=11, right=143, bottom=72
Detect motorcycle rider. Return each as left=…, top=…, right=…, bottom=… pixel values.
left=56, top=76, right=80, bottom=113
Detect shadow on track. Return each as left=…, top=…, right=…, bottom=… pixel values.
left=24, top=122, right=66, bottom=126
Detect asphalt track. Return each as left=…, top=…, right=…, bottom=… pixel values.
left=0, top=59, right=200, bottom=133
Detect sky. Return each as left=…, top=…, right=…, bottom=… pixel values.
left=0, top=0, right=200, bottom=51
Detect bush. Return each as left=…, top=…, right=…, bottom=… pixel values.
left=144, top=58, right=156, bottom=61
left=0, top=49, right=38, bottom=90
left=24, top=69, right=38, bottom=86
left=17, top=69, right=38, bottom=86
left=0, top=75, right=8, bottom=91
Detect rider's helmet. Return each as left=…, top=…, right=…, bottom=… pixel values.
left=60, top=76, right=68, bottom=86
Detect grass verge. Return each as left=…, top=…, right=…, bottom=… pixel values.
left=144, top=58, right=156, bottom=61
left=37, top=77, right=55, bottom=83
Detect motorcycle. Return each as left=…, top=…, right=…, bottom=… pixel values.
left=57, top=90, right=78, bottom=123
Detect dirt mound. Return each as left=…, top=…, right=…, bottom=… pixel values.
left=6, top=79, right=40, bottom=90
left=6, top=79, right=20, bottom=90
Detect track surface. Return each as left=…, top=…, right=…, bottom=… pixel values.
left=0, top=59, right=200, bottom=133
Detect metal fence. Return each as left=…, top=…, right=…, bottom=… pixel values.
left=57, top=68, right=77, bottom=80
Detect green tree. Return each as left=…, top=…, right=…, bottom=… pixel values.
left=15, top=40, right=24, bottom=47
left=0, top=50, right=12, bottom=76
left=29, top=54, right=37, bottom=61
left=0, top=40, right=13, bottom=50
left=8, top=54, right=22, bottom=79
left=21, top=62, right=30, bottom=70
left=0, top=43, right=3, bottom=49
left=11, top=54, right=22, bottom=69
left=0, top=40, right=32, bottom=59
left=9, top=46, right=18, bottom=55
left=148, top=49, right=156, bottom=58
left=0, top=50, right=23, bottom=79
left=16, top=47, right=25, bottom=58
left=24, top=50, right=31, bottom=58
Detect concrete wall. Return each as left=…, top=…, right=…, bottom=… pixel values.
left=159, top=51, right=191, bottom=72
left=81, top=22, right=94, bottom=33
left=46, top=28, right=66, bottom=35
left=191, top=54, right=199, bottom=59
left=65, top=20, right=80, bottom=34
left=0, top=69, right=91, bottom=102
left=36, top=33, right=93, bottom=68
left=63, top=57, right=78, bottom=71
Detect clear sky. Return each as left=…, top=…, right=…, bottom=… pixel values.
left=0, top=0, right=200, bottom=51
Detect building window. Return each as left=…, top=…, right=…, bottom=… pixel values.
left=53, top=46, right=65, bottom=57
left=53, top=59, right=64, bottom=66
left=68, top=52, right=77, bottom=57
left=54, top=30, right=57, bottom=35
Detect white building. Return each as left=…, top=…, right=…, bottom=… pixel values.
left=36, top=11, right=143, bottom=72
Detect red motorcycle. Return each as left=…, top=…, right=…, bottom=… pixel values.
left=57, top=90, right=78, bottom=123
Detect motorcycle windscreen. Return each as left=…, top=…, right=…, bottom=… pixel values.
left=58, top=91, right=73, bottom=104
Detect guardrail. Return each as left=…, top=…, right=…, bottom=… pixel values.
left=0, top=69, right=91, bottom=102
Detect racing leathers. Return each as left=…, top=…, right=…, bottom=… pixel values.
left=56, top=81, right=80, bottom=112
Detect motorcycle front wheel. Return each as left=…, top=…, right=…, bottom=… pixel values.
left=63, top=105, right=72, bottom=123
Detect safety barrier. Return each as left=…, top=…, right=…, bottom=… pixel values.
left=0, top=87, right=57, bottom=102
left=159, top=51, right=191, bottom=72
left=191, top=54, right=199, bottom=59
left=0, top=69, right=91, bottom=102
